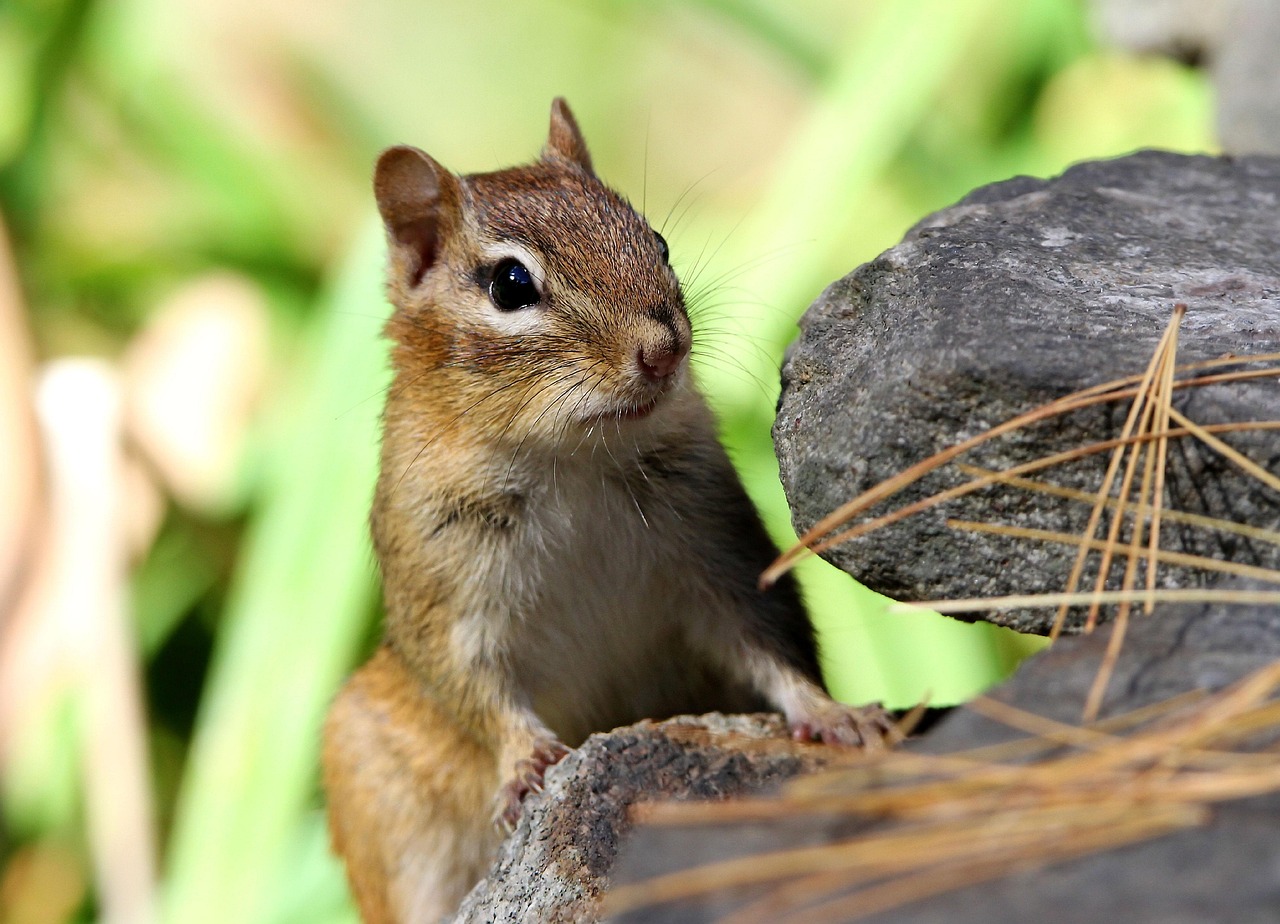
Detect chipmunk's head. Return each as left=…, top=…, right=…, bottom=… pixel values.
left=375, top=99, right=691, bottom=445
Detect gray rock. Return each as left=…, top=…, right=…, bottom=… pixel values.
left=774, top=150, right=1280, bottom=635
left=450, top=713, right=835, bottom=923
left=610, top=580, right=1280, bottom=924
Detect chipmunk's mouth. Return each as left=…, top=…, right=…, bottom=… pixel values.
left=582, top=373, right=680, bottom=425
left=618, top=397, right=660, bottom=420
left=575, top=393, right=664, bottom=427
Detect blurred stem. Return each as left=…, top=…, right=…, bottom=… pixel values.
left=162, top=225, right=386, bottom=924
left=17, top=360, right=157, bottom=924
left=0, top=209, right=39, bottom=649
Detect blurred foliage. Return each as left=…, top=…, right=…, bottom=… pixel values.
left=0, top=0, right=1214, bottom=922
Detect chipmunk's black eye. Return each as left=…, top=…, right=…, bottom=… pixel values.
left=654, top=231, right=670, bottom=263
left=489, top=259, right=541, bottom=311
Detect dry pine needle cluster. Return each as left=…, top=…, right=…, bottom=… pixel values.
left=765, top=303, right=1280, bottom=718
left=609, top=661, right=1280, bottom=922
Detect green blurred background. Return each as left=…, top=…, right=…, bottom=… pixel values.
left=0, top=0, right=1214, bottom=921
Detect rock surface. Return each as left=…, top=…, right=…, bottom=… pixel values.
left=774, top=150, right=1280, bottom=635
left=610, top=578, right=1280, bottom=924
left=450, top=714, right=836, bottom=923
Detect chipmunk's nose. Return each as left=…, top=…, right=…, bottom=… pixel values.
left=636, top=340, right=687, bottom=381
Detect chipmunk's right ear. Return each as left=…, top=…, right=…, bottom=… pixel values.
left=373, top=145, right=462, bottom=288
left=543, top=98, right=594, bottom=173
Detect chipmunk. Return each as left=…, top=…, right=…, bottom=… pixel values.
left=321, top=98, right=892, bottom=924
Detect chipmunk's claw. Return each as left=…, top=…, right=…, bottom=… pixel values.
left=494, top=737, right=570, bottom=830
left=789, top=701, right=897, bottom=749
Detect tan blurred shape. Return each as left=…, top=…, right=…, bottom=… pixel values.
left=0, top=841, right=86, bottom=924
left=122, top=273, right=271, bottom=515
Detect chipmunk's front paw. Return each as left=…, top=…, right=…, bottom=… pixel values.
left=789, top=700, right=896, bottom=749
left=495, top=737, right=570, bottom=831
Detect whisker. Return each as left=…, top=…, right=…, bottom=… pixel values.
left=659, top=169, right=718, bottom=242
left=495, top=363, right=593, bottom=492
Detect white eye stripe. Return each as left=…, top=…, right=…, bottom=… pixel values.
left=483, top=304, right=545, bottom=336
left=475, top=242, right=554, bottom=335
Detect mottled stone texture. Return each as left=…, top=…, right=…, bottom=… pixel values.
left=451, top=714, right=833, bottom=923
left=774, top=151, right=1280, bottom=634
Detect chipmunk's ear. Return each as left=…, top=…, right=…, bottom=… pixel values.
left=373, top=145, right=462, bottom=288
left=542, top=98, right=594, bottom=173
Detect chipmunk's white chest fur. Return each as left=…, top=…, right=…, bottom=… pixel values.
left=446, top=444, right=717, bottom=743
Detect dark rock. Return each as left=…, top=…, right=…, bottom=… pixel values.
left=774, top=150, right=1280, bottom=635
left=450, top=713, right=835, bottom=923
left=610, top=579, right=1280, bottom=924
